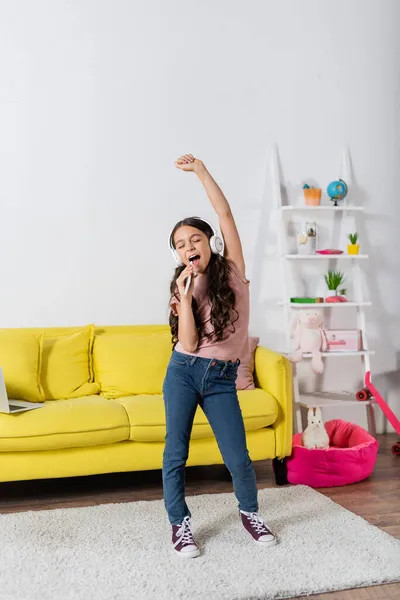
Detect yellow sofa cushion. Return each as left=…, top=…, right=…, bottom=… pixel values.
left=0, top=396, right=130, bottom=452
left=0, top=330, right=44, bottom=402
left=41, top=325, right=100, bottom=400
left=93, top=332, right=172, bottom=397
left=116, top=388, right=279, bottom=442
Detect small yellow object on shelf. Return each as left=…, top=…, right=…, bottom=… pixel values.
left=347, top=233, right=360, bottom=254
left=299, top=233, right=308, bottom=245
left=348, top=244, right=360, bottom=255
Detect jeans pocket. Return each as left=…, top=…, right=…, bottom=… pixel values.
left=170, top=352, right=191, bottom=366
left=222, top=365, right=239, bottom=381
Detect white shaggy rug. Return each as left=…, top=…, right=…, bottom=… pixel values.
left=1, top=485, right=400, bottom=600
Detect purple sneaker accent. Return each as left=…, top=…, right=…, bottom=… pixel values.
left=172, top=516, right=200, bottom=558
left=240, top=511, right=277, bottom=546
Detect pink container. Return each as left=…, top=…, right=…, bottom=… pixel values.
left=287, top=419, right=378, bottom=487
left=324, top=329, right=362, bottom=352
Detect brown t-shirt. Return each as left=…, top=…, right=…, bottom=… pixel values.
left=171, top=260, right=250, bottom=363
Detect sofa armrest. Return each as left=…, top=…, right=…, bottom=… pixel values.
left=254, top=346, right=293, bottom=460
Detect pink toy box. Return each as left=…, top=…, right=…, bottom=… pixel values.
left=324, top=329, right=362, bottom=352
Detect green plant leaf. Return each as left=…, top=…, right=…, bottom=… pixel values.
left=348, top=232, right=358, bottom=244
left=324, top=270, right=345, bottom=290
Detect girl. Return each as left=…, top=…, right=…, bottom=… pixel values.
left=163, top=154, right=276, bottom=558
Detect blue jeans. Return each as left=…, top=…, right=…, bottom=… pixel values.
left=162, top=350, right=258, bottom=525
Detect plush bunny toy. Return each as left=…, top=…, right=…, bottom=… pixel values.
left=289, top=310, right=327, bottom=374
left=302, top=407, right=330, bottom=449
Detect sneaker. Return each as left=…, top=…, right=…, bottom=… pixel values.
left=240, top=511, right=277, bottom=546
left=172, top=516, right=201, bottom=558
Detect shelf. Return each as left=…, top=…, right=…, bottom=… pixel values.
left=281, top=350, right=374, bottom=358
left=297, top=392, right=375, bottom=409
left=284, top=254, right=368, bottom=260
left=278, top=302, right=372, bottom=308
left=281, top=206, right=364, bottom=212
left=272, top=146, right=377, bottom=434
left=302, top=350, right=374, bottom=358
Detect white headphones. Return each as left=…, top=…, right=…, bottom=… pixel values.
left=168, top=216, right=225, bottom=266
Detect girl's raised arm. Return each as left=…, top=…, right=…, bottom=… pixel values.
left=176, top=154, right=246, bottom=279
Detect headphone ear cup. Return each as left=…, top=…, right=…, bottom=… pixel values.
left=174, top=250, right=184, bottom=266
left=170, top=246, right=184, bottom=266
left=209, top=235, right=217, bottom=254
left=210, top=235, right=224, bottom=254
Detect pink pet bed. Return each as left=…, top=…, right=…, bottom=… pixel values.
left=287, top=419, right=379, bottom=487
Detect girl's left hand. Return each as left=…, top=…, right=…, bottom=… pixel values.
left=175, top=154, right=204, bottom=173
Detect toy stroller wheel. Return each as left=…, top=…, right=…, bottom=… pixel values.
left=391, top=443, right=400, bottom=456
left=356, top=389, right=369, bottom=401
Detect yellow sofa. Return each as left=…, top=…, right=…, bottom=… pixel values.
left=0, top=325, right=293, bottom=484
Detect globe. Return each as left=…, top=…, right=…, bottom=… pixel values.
left=327, top=179, right=348, bottom=206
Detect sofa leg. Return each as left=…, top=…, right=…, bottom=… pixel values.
left=273, top=458, right=288, bottom=486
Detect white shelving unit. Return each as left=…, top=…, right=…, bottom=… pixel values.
left=270, top=146, right=377, bottom=437
left=298, top=392, right=376, bottom=409
left=281, top=206, right=364, bottom=212
left=284, top=254, right=369, bottom=260
left=302, top=350, right=374, bottom=357
left=278, top=302, right=372, bottom=308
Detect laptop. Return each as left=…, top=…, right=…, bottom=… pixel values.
left=0, top=367, right=44, bottom=414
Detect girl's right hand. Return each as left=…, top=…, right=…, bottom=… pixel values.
left=176, top=264, right=195, bottom=298
left=175, top=154, right=204, bottom=173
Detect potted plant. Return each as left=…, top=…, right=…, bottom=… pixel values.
left=347, top=233, right=360, bottom=255
left=324, top=270, right=345, bottom=296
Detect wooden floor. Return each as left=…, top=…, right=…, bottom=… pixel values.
left=1, top=433, right=399, bottom=599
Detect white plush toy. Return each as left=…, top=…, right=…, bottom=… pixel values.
left=289, top=310, right=327, bottom=374
left=302, top=407, right=330, bottom=449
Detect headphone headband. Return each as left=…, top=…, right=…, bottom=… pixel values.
left=168, top=217, right=216, bottom=250
left=168, top=216, right=224, bottom=266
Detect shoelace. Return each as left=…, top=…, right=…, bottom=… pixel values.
left=248, top=513, right=271, bottom=534
left=174, top=516, right=196, bottom=548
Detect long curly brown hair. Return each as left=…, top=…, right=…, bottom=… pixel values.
left=169, top=217, right=238, bottom=349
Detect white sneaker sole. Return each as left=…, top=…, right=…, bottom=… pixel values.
left=244, top=529, right=277, bottom=546
left=254, top=537, right=277, bottom=547
left=174, top=547, right=201, bottom=558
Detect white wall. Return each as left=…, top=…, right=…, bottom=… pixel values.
left=0, top=0, right=399, bottom=430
